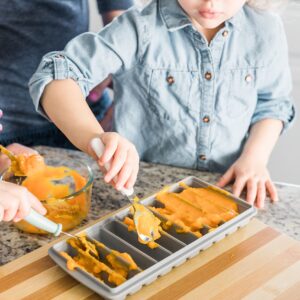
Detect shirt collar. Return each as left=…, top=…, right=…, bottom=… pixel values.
left=226, top=6, right=245, bottom=29
left=159, top=0, right=245, bottom=32
left=159, top=0, right=193, bottom=32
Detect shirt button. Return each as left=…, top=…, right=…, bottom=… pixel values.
left=0, top=109, right=3, bottom=118
left=205, top=72, right=212, bottom=80
left=166, top=75, right=175, bottom=85
left=203, top=115, right=210, bottom=123
left=245, top=74, right=252, bottom=83
left=222, top=30, right=229, bottom=37
left=0, top=124, right=3, bottom=132
left=199, top=154, right=207, bottom=161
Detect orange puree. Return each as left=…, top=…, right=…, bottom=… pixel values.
left=7, top=153, right=46, bottom=177
left=60, top=235, right=138, bottom=286
left=133, top=203, right=161, bottom=243
left=151, top=185, right=239, bottom=236
left=123, top=216, right=160, bottom=249
left=11, top=154, right=89, bottom=233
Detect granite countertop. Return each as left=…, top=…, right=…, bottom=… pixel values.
left=0, top=146, right=299, bottom=266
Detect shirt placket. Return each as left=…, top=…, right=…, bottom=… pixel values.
left=195, top=39, right=213, bottom=169
left=194, top=29, right=228, bottom=170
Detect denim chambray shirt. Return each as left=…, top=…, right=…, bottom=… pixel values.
left=29, top=0, right=295, bottom=172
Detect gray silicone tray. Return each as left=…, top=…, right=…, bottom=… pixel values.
left=49, top=176, right=257, bottom=300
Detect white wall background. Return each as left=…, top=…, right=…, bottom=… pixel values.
left=268, top=2, right=300, bottom=185
left=88, top=0, right=300, bottom=184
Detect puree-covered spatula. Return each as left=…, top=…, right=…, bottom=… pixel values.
left=90, top=137, right=158, bottom=243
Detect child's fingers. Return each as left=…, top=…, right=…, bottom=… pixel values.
left=125, top=164, right=139, bottom=189
left=217, top=167, right=234, bottom=187
left=256, top=181, right=266, bottom=209
left=0, top=206, right=4, bottom=222
left=2, top=201, right=18, bottom=222
left=13, top=196, right=31, bottom=222
left=232, top=176, right=247, bottom=197
left=115, top=163, right=132, bottom=190
left=104, top=146, right=128, bottom=183
left=13, top=212, right=23, bottom=223
left=123, top=150, right=139, bottom=189
left=28, top=192, right=47, bottom=215
left=266, top=180, right=278, bottom=202
left=99, top=135, right=118, bottom=165
left=246, top=179, right=258, bottom=205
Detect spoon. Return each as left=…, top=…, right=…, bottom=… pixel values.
left=0, top=145, right=25, bottom=177
left=21, top=209, right=100, bottom=259
left=90, top=137, right=157, bottom=243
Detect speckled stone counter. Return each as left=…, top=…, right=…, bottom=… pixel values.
left=0, top=147, right=299, bottom=266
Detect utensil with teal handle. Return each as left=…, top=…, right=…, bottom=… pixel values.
left=24, top=209, right=106, bottom=258
left=24, top=209, right=76, bottom=238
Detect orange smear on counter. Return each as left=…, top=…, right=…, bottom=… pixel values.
left=60, top=235, right=138, bottom=286
left=151, top=185, right=239, bottom=236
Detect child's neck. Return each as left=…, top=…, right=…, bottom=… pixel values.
left=191, top=20, right=224, bottom=44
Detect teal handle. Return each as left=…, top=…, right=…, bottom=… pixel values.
left=24, top=209, right=62, bottom=236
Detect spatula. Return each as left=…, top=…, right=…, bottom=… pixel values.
left=90, top=137, right=157, bottom=243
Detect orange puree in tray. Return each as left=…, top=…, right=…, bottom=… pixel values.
left=60, top=235, right=139, bottom=286
left=8, top=153, right=89, bottom=233
left=151, top=183, right=239, bottom=237
left=123, top=183, right=239, bottom=242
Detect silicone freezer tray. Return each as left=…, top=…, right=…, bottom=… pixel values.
left=49, top=176, right=257, bottom=300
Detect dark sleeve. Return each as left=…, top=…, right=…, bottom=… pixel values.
left=97, top=0, right=134, bottom=13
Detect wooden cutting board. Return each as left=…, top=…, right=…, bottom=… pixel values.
left=1, top=218, right=299, bottom=300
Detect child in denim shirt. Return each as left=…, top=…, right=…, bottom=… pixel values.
left=30, top=0, right=295, bottom=209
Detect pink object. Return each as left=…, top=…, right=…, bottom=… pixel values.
left=88, top=91, right=100, bottom=102
left=0, top=109, right=3, bottom=117
left=0, top=124, right=3, bottom=132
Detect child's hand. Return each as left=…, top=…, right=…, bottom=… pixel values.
left=91, top=133, right=139, bottom=191
left=0, top=181, right=47, bottom=222
left=217, top=156, right=278, bottom=208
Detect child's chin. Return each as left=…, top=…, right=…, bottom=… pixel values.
left=196, top=17, right=224, bottom=29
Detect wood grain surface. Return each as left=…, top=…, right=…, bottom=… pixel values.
left=1, top=219, right=299, bottom=300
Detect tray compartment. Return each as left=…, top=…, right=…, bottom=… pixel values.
left=102, top=220, right=171, bottom=261
left=112, top=218, right=186, bottom=252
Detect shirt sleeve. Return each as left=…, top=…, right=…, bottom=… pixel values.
left=97, top=0, right=134, bottom=13
left=251, top=16, right=295, bottom=133
left=29, top=10, right=140, bottom=118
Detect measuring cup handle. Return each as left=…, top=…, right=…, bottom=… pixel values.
left=24, top=209, right=62, bottom=236
left=90, top=137, right=134, bottom=196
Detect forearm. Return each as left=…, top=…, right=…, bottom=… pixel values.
left=41, top=79, right=104, bottom=153
left=241, top=119, right=283, bottom=164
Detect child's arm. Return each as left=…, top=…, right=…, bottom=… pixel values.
left=30, top=10, right=142, bottom=190
left=217, top=119, right=282, bottom=208
left=42, top=79, right=139, bottom=190
left=218, top=17, right=295, bottom=209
